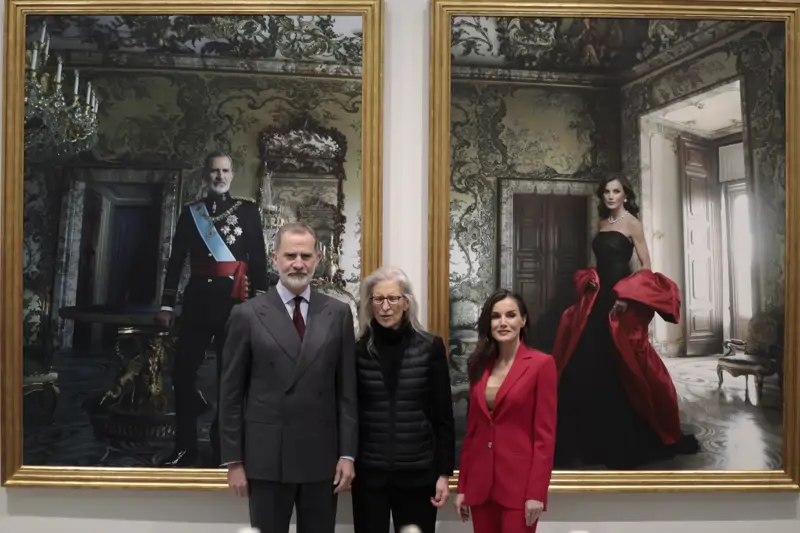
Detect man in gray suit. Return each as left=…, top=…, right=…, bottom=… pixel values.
left=219, top=221, right=357, bottom=533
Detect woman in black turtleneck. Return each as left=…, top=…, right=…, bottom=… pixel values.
left=352, top=266, right=455, bottom=533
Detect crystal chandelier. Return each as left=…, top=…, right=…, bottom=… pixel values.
left=25, top=22, right=100, bottom=162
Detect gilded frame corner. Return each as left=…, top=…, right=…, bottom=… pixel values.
left=429, top=0, right=800, bottom=493
left=0, top=0, right=383, bottom=490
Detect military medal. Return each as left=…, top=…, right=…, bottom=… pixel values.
left=194, top=200, right=243, bottom=244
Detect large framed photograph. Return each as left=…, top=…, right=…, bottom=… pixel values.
left=1, top=0, right=383, bottom=489
left=429, top=0, right=799, bottom=491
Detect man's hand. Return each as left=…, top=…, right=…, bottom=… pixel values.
left=332, top=458, right=354, bottom=494
left=227, top=463, right=248, bottom=498
left=430, top=475, right=450, bottom=507
left=155, top=310, right=174, bottom=328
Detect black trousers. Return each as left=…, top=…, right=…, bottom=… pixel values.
left=172, top=322, right=226, bottom=464
left=248, top=479, right=337, bottom=533
left=351, top=479, right=438, bottom=533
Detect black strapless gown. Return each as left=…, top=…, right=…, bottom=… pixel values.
left=553, top=231, right=694, bottom=469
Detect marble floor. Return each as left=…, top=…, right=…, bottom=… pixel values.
left=452, top=355, right=783, bottom=471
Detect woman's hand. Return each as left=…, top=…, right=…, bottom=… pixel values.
left=454, top=493, right=470, bottom=522
left=612, top=299, right=628, bottom=314
left=524, top=499, right=544, bottom=527
left=430, top=476, right=450, bottom=507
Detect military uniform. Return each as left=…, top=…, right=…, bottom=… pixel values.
left=159, top=191, right=275, bottom=467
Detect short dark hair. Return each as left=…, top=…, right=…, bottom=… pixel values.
left=204, top=150, right=235, bottom=173
left=274, top=221, right=317, bottom=251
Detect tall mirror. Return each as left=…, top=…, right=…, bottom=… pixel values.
left=429, top=0, right=799, bottom=492
left=2, top=0, right=383, bottom=489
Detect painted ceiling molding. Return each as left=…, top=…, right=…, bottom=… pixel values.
left=26, top=14, right=363, bottom=67
left=452, top=17, right=753, bottom=80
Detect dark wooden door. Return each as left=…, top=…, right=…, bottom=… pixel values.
left=679, top=137, right=723, bottom=355
left=512, top=194, right=588, bottom=351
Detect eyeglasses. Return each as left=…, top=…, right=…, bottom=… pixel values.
left=370, top=295, right=404, bottom=306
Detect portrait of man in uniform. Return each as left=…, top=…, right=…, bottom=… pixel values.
left=156, top=150, right=274, bottom=467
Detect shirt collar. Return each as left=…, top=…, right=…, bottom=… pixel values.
left=276, top=280, right=311, bottom=303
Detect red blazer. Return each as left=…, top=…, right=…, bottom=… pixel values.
left=457, top=344, right=557, bottom=510
left=552, top=268, right=683, bottom=445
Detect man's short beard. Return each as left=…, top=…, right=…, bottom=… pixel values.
left=208, top=182, right=230, bottom=194
left=281, top=272, right=311, bottom=290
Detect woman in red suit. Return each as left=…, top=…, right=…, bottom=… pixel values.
left=552, top=174, right=698, bottom=469
left=454, top=289, right=558, bottom=533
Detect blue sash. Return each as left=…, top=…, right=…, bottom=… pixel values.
left=189, top=202, right=236, bottom=278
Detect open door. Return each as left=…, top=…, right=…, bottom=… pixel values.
left=679, top=137, right=724, bottom=355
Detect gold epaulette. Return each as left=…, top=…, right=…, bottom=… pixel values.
left=232, top=195, right=256, bottom=203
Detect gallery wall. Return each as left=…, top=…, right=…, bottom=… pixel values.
left=2, top=0, right=800, bottom=531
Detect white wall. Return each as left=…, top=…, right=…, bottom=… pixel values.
left=2, top=0, right=800, bottom=531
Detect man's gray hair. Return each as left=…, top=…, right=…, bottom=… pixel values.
left=204, top=150, right=235, bottom=172
left=358, top=265, right=424, bottom=340
left=274, top=221, right=317, bottom=251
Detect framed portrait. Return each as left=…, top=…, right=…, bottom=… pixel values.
left=1, top=0, right=383, bottom=489
left=429, top=0, right=800, bottom=491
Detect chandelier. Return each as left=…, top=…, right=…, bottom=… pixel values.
left=25, top=22, right=100, bottom=162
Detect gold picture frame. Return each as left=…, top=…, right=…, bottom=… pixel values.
left=1, top=0, right=383, bottom=489
left=429, top=0, right=800, bottom=492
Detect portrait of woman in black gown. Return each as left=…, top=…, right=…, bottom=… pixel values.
left=553, top=174, right=699, bottom=470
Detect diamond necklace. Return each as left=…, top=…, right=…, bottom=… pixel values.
left=608, top=210, right=628, bottom=224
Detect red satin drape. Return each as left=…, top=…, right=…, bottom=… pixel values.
left=552, top=268, right=683, bottom=445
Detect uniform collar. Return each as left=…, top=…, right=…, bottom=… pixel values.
left=204, top=191, right=231, bottom=214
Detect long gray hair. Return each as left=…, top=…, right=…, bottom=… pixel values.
left=358, top=265, right=424, bottom=341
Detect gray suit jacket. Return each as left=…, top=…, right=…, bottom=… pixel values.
left=218, top=287, right=358, bottom=483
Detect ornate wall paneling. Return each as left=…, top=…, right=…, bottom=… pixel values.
left=430, top=0, right=798, bottom=492
left=1, top=0, right=383, bottom=490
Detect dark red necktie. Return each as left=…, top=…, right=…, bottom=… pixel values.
left=292, top=295, right=305, bottom=339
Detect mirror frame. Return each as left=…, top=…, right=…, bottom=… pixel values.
left=0, top=0, right=383, bottom=489
left=428, top=0, right=800, bottom=492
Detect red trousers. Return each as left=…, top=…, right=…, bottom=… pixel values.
left=471, top=499, right=538, bottom=533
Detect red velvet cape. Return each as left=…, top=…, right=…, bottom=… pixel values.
left=552, top=268, right=683, bottom=445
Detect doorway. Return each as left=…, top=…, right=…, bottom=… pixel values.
left=639, top=78, right=753, bottom=357
left=511, top=193, right=589, bottom=352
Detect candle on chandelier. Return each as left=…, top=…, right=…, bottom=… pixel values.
left=30, top=48, right=38, bottom=70
left=44, top=36, right=50, bottom=59
left=73, top=70, right=79, bottom=95
left=55, top=56, right=62, bottom=83
left=86, top=81, right=91, bottom=105
left=39, top=23, right=46, bottom=43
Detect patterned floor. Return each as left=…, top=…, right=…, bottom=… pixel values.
left=24, top=350, right=783, bottom=471
left=452, top=355, right=783, bottom=471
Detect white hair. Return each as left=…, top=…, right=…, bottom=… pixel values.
left=358, top=265, right=424, bottom=340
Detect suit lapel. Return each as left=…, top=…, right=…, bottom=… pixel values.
left=494, top=347, right=532, bottom=410
left=254, top=289, right=301, bottom=360
left=288, top=290, right=332, bottom=390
